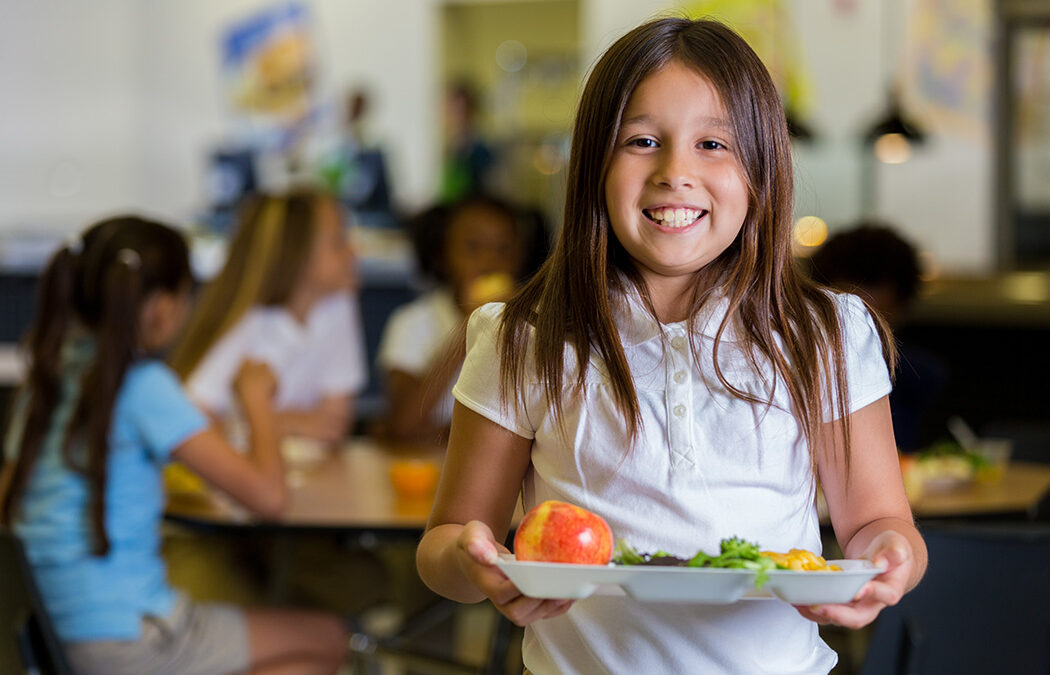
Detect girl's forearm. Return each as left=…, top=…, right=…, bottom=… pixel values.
left=243, top=405, right=284, bottom=482
left=843, top=516, right=928, bottom=591
left=417, top=523, right=487, bottom=604
left=388, top=335, right=467, bottom=440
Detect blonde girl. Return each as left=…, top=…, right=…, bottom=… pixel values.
left=170, top=187, right=366, bottom=444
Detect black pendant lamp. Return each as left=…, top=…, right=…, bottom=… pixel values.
left=863, top=87, right=926, bottom=164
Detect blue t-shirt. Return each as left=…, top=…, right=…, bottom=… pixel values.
left=5, top=338, right=208, bottom=642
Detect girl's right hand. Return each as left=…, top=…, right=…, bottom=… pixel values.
left=233, top=359, right=277, bottom=411
left=455, top=520, right=575, bottom=626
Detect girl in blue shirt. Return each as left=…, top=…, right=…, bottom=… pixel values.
left=0, top=217, right=346, bottom=674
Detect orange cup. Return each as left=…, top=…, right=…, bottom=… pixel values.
left=389, top=459, right=440, bottom=500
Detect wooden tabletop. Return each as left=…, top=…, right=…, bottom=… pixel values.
left=167, top=440, right=1050, bottom=532
left=165, top=438, right=444, bottom=533
left=909, top=461, right=1050, bottom=519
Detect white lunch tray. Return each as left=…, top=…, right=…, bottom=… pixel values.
left=495, top=555, right=883, bottom=605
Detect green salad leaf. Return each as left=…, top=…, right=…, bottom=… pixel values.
left=612, top=539, right=646, bottom=566
left=615, top=535, right=780, bottom=589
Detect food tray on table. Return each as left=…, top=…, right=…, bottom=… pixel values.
left=495, top=555, right=883, bottom=605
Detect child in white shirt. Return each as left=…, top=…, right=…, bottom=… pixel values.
left=171, top=188, right=367, bottom=444
left=377, top=195, right=533, bottom=441
left=416, top=18, right=927, bottom=674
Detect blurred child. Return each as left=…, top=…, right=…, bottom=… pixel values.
left=0, top=217, right=345, bottom=675
left=808, top=222, right=948, bottom=450
left=377, top=194, right=536, bottom=442
left=440, top=81, right=498, bottom=202
left=807, top=222, right=921, bottom=330
left=170, top=187, right=367, bottom=445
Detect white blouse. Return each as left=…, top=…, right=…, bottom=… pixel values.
left=186, top=291, right=367, bottom=416
left=452, top=289, right=891, bottom=675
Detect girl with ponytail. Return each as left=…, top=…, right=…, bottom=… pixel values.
left=0, top=217, right=346, bottom=675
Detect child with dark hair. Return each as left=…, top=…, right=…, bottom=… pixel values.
left=377, top=194, right=546, bottom=441
left=808, top=223, right=948, bottom=450
left=418, top=18, right=926, bottom=673
left=808, top=222, right=922, bottom=329
left=440, top=81, right=498, bottom=201
left=0, top=217, right=346, bottom=674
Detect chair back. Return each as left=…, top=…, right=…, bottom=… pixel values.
left=0, top=529, right=71, bottom=675
left=860, top=522, right=1050, bottom=675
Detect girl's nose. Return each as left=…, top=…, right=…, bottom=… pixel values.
left=654, top=146, right=695, bottom=191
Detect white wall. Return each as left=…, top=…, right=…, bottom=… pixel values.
left=0, top=2, right=144, bottom=232
left=133, top=0, right=441, bottom=223
left=0, top=0, right=994, bottom=272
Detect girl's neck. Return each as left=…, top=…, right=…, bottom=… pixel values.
left=285, top=286, right=321, bottom=324
left=642, top=275, right=698, bottom=324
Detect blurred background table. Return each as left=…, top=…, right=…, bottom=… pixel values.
left=166, top=437, right=441, bottom=534
left=908, top=460, right=1050, bottom=519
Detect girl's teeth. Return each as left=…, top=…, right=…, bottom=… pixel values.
left=647, top=207, right=702, bottom=228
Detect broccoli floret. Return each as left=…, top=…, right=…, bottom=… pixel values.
left=718, top=536, right=762, bottom=561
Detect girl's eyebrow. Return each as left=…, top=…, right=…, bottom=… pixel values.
left=620, top=113, right=731, bottom=129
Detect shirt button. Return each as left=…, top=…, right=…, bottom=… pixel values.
left=674, top=370, right=687, bottom=384
left=673, top=404, right=686, bottom=417
left=671, top=336, right=686, bottom=351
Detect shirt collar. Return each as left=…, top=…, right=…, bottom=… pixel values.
left=611, top=284, right=736, bottom=348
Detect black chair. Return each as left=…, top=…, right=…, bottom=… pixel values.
left=860, top=522, right=1050, bottom=675
left=0, top=529, right=72, bottom=675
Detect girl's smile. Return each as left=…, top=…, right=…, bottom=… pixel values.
left=605, top=59, right=749, bottom=299
left=642, top=205, right=709, bottom=231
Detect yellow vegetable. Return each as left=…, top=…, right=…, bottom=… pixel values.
left=164, top=464, right=205, bottom=494
left=761, top=548, right=842, bottom=572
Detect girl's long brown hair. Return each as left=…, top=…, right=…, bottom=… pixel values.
left=1, top=218, right=192, bottom=555
left=169, top=188, right=328, bottom=380
left=499, top=18, right=895, bottom=469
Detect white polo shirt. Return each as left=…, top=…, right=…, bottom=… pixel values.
left=452, top=289, right=891, bottom=675
left=186, top=291, right=367, bottom=416
left=376, top=289, right=463, bottom=426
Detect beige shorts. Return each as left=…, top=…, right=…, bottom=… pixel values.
left=64, top=593, right=250, bottom=675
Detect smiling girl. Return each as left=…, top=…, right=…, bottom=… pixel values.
left=416, top=17, right=926, bottom=674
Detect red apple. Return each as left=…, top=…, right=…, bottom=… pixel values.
left=514, top=500, right=613, bottom=565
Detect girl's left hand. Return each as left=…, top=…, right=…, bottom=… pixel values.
left=794, top=530, right=914, bottom=629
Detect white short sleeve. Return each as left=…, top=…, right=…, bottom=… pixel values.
left=451, top=303, right=536, bottom=439
left=376, top=290, right=461, bottom=378
left=313, top=292, right=368, bottom=396
left=184, top=315, right=258, bottom=415
left=829, top=293, right=893, bottom=420
left=377, top=303, right=436, bottom=377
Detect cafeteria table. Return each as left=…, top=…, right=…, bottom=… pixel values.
left=909, top=461, right=1050, bottom=519
left=165, top=437, right=515, bottom=675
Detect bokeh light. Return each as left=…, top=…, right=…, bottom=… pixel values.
left=793, top=216, right=828, bottom=248
left=873, top=133, right=912, bottom=164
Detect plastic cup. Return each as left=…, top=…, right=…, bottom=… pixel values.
left=389, top=459, right=440, bottom=500
left=973, top=438, right=1012, bottom=483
